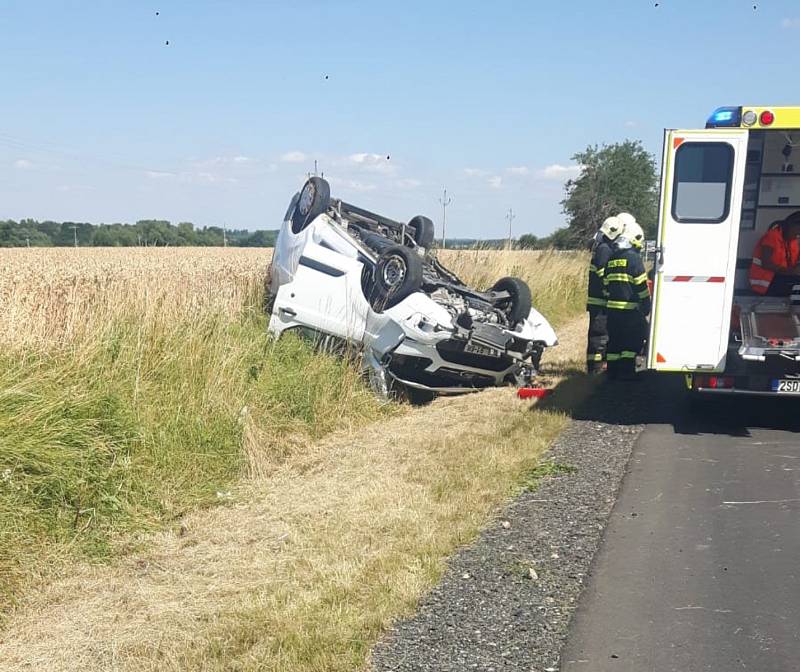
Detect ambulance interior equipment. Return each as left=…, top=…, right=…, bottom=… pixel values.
left=648, top=106, right=800, bottom=395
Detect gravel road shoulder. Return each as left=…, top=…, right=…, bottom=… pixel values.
left=371, top=380, right=650, bottom=672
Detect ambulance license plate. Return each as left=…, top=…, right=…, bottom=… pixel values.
left=772, top=379, right=800, bottom=394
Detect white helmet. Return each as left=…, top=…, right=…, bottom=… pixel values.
left=617, top=212, right=637, bottom=228
left=622, top=220, right=645, bottom=249
left=599, top=216, right=624, bottom=241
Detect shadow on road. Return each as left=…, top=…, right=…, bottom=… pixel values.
left=537, top=371, right=800, bottom=437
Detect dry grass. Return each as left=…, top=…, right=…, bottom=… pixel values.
left=0, top=327, right=587, bottom=672
left=0, top=248, right=270, bottom=350
left=0, top=247, right=387, bottom=615
left=0, top=246, right=590, bottom=671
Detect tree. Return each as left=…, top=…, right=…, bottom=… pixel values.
left=561, top=140, right=658, bottom=246
left=547, top=227, right=577, bottom=250
left=517, top=233, right=540, bottom=250
left=240, top=230, right=279, bottom=247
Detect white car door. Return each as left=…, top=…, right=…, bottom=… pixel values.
left=648, top=128, right=748, bottom=372
left=270, top=220, right=370, bottom=342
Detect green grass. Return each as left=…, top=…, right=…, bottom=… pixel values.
left=0, top=308, right=386, bottom=613
left=519, top=460, right=578, bottom=493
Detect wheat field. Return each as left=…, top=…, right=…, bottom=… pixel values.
left=0, top=247, right=586, bottom=350
left=0, top=248, right=269, bottom=350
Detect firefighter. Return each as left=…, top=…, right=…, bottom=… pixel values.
left=605, top=218, right=651, bottom=380
left=749, top=211, right=800, bottom=296
left=586, top=216, right=624, bottom=373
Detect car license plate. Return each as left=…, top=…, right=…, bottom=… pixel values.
left=465, top=342, right=501, bottom=358
left=772, top=379, right=800, bottom=394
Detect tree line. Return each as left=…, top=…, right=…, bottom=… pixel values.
left=2, top=141, right=658, bottom=250
left=519, top=140, right=658, bottom=250
left=0, top=219, right=279, bottom=247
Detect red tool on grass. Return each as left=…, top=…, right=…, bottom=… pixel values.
left=516, top=387, right=551, bottom=399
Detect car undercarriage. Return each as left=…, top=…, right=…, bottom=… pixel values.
left=268, top=177, right=558, bottom=401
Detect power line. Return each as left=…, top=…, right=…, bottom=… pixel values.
left=0, top=131, right=181, bottom=176
left=506, top=208, right=516, bottom=249
left=438, top=188, right=453, bottom=249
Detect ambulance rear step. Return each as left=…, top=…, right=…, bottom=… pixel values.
left=738, top=299, right=800, bottom=362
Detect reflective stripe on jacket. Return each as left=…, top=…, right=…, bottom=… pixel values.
left=587, top=240, right=612, bottom=310
left=749, top=226, right=800, bottom=295
left=604, top=249, right=652, bottom=314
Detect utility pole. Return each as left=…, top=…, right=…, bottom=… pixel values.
left=438, top=188, right=453, bottom=249
left=506, top=208, right=515, bottom=249
left=25, top=237, right=30, bottom=248
left=70, top=225, right=78, bottom=248
left=222, top=223, right=227, bottom=247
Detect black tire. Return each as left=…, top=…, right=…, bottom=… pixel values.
left=408, top=215, right=435, bottom=248
left=291, top=177, right=330, bottom=234
left=264, top=262, right=276, bottom=314
left=491, top=276, right=532, bottom=325
left=369, top=245, right=423, bottom=311
left=404, top=385, right=436, bottom=405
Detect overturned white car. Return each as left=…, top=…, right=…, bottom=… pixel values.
left=268, top=177, right=558, bottom=401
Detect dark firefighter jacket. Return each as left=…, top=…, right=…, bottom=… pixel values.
left=587, top=239, right=613, bottom=310
left=603, top=248, right=652, bottom=314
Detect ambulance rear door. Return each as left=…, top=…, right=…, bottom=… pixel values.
left=648, top=129, right=748, bottom=372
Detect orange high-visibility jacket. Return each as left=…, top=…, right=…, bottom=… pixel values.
left=749, top=226, right=800, bottom=295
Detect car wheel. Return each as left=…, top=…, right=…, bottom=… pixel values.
left=491, top=276, right=532, bottom=325
left=408, top=215, right=435, bottom=248
left=364, top=366, right=435, bottom=405
left=291, top=177, right=330, bottom=234
left=369, top=245, right=423, bottom=311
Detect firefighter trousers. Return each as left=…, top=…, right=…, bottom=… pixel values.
left=606, top=309, right=648, bottom=378
left=586, top=306, right=608, bottom=373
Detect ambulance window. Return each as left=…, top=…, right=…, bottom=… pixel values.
left=672, top=142, right=734, bottom=223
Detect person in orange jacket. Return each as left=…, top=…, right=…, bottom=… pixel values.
left=749, top=212, right=800, bottom=296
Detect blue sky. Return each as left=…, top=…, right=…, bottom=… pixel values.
left=2, top=1, right=799, bottom=238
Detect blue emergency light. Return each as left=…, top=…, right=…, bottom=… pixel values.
left=705, top=106, right=742, bottom=128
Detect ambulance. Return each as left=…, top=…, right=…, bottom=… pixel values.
left=648, top=106, right=800, bottom=395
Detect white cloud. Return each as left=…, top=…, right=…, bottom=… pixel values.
left=463, top=167, right=488, bottom=177
left=145, top=170, right=176, bottom=179
left=280, top=151, right=307, bottom=163
left=56, top=184, right=95, bottom=193
left=347, top=152, right=395, bottom=175
left=14, top=159, right=34, bottom=170
left=195, top=172, right=238, bottom=185
left=349, top=152, right=379, bottom=164
left=624, top=120, right=638, bottom=128
left=782, top=17, right=800, bottom=28
left=327, top=176, right=377, bottom=192
left=488, top=176, right=503, bottom=189
left=538, top=163, right=583, bottom=180
left=196, top=155, right=255, bottom=167
left=395, top=178, right=422, bottom=189
left=506, top=165, right=530, bottom=176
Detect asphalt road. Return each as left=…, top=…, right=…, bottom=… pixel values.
left=562, top=377, right=800, bottom=672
